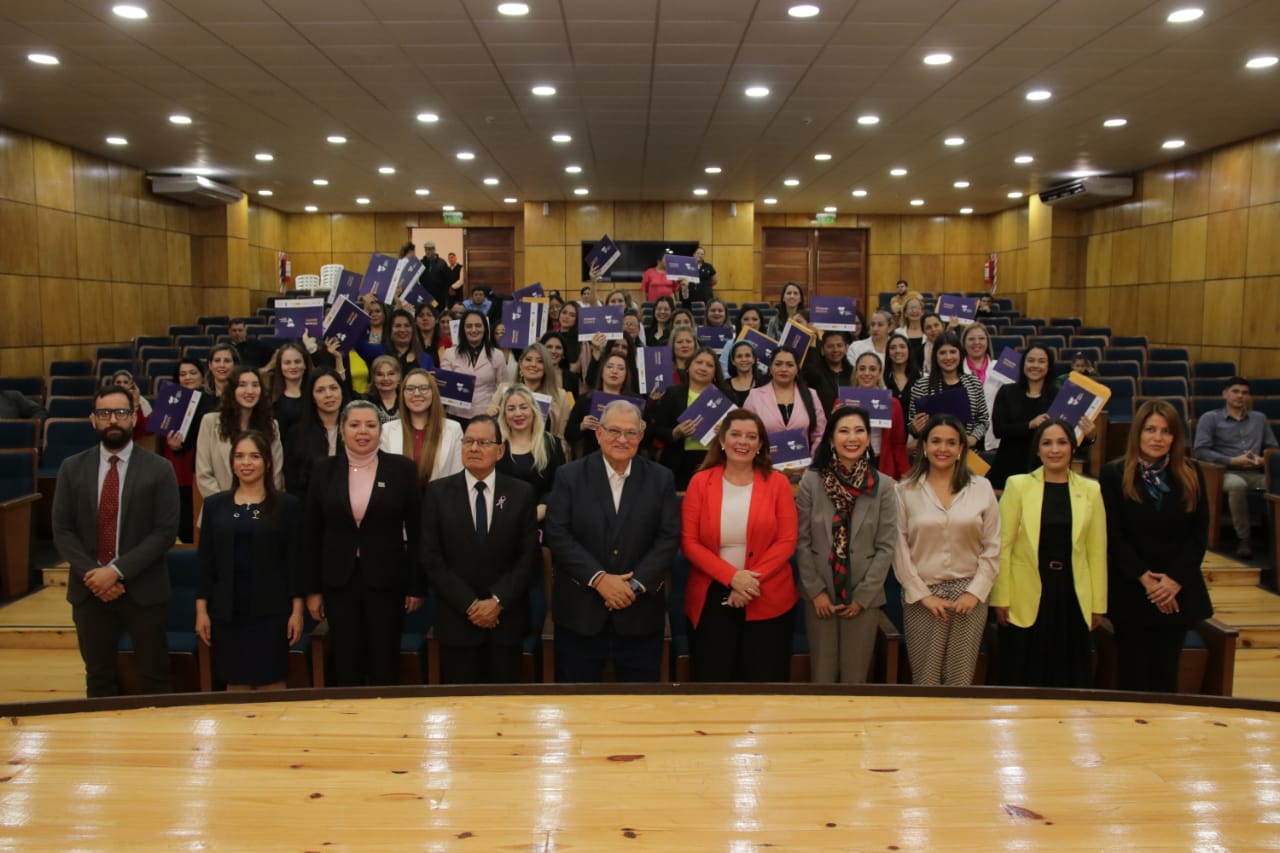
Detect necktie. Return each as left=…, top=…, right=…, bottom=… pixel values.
left=97, top=455, right=120, bottom=566
left=474, top=481, right=487, bottom=536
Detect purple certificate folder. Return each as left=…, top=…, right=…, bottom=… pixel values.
left=585, top=235, right=622, bottom=278
left=697, top=325, right=734, bottom=351
left=914, top=383, right=972, bottom=422
left=936, top=294, right=979, bottom=324
left=636, top=346, right=673, bottom=394
left=779, top=319, right=817, bottom=361
left=809, top=295, right=859, bottom=332
left=390, top=255, right=424, bottom=303
left=500, top=299, right=548, bottom=350
left=360, top=253, right=398, bottom=303
left=590, top=391, right=647, bottom=422
left=328, top=269, right=362, bottom=305
left=664, top=254, right=700, bottom=282
left=738, top=328, right=779, bottom=369
left=513, top=281, right=544, bottom=300
left=432, top=369, right=476, bottom=409
left=532, top=392, right=553, bottom=424
left=682, top=385, right=735, bottom=446
left=837, top=387, right=894, bottom=429
left=274, top=298, right=326, bottom=338
left=398, top=277, right=430, bottom=307
left=991, top=347, right=1022, bottom=384
left=321, top=296, right=371, bottom=355
left=578, top=305, right=625, bottom=341
left=1047, top=372, right=1110, bottom=441
left=150, top=380, right=203, bottom=442
left=769, top=428, right=811, bottom=469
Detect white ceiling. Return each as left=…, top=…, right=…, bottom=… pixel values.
left=1, top=0, right=1277, bottom=214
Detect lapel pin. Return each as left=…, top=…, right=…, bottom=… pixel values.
left=376, top=481, right=386, bottom=488
left=496, top=495, right=507, bottom=510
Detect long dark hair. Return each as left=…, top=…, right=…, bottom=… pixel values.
left=216, top=366, right=276, bottom=442
left=812, top=406, right=876, bottom=470
left=414, top=302, right=443, bottom=354
left=454, top=308, right=495, bottom=364
left=648, top=295, right=676, bottom=335
left=904, top=414, right=972, bottom=492
left=1029, top=417, right=1077, bottom=472
left=734, top=306, right=765, bottom=337
left=767, top=346, right=818, bottom=442
left=267, top=341, right=313, bottom=402
left=776, top=281, right=806, bottom=319
left=886, top=331, right=920, bottom=381
left=228, top=429, right=279, bottom=515
left=923, top=331, right=964, bottom=394
left=726, top=340, right=759, bottom=379
left=289, top=368, right=349, bottom=492
left=587, top=338, right=638, bottom=391
left=1017, top=344, right=1056, bottom=393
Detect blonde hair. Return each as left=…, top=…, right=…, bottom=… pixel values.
left=497, top=385, right=550, bottom=473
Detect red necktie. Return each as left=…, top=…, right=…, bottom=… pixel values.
left=97, top=455, right=120, bottom=566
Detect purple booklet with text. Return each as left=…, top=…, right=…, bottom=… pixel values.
left=809, top=295, right=859, bottom=332
left=936, top=294, right=979, bottom=324
left=682, top=385, right=735, bottom=446
left=360, top=253, right=398, bottom=303
left=769, top=428, right=811, bottom=469
left=150, top=380, right=203, bottom=441
left=321, top=296, right=372, bottom=354
left=836, top=387, right=894, bottom=429
left=274, top=298, right=326, bottom=338
left=585, top=235, right=621, bottom=277
left=913, top=383, right=973, bottom=422
left=738, top=328, right=779, bottom=368
left=990, top=347, right=1022, bottom=384
left=327, top=269, right=362, bottom=305
left=513, top=281, right=545, bottom=300
left=697, top=325, right=734, bottom=351
left=636, top=346, right=673, bottom=394
left=500, top=299, right=549, bottom=350
left=431, top=369, right=477, bottom=409
left=664, top=254, right=699, bottom=282
left=578, top=305, right=625, bottom=341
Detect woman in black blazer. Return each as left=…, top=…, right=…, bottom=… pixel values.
left=195, top=430, right=303, bottom=691
left=1100, top=399, right=1212, bottom=693
left=302, top=399, right=425, bottom=687
left=652, top=347, right=723, bottom=490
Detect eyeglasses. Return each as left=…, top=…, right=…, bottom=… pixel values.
left=93, top=408, right=133, bottom=420
left=403, top=385, right=432, bottom=396
left=461, top=438, right=501, bottom=448
left=600, top=426, right=643, bottom=442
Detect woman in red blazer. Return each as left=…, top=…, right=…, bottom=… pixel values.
left=681, top=409, right=799, bottom=682
left=851, top=351, right=910, bottom=479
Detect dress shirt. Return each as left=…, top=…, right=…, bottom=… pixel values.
left=463, top=469, right=497, bottom=533
left=589, top=458, right=641, bottom=591
left=1193, top=407, right=1278, bottom=466
left=97, top=441, right=134, bottom=575
left=893, top=476, right=1001, bottom=604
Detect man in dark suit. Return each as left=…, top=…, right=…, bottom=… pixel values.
left=422, top=416, right=539, bottom=684
left=52, top=386, right=180, bottom=697
left=545, top=400, right=681, bottom=682
left=420, top=241, right=454, bottom=310
left=228, top=319, right=271, bottom=369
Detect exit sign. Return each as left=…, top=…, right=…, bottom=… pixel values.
left=816, top=212, right=836, bottom=225
left=443, top=211, right=463, bottom=225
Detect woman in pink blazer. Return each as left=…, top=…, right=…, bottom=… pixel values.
left=743, top=347, right=827, bottom=453
left=438, top=308, right=508, bottom=422
left=681, top=409, right=800, bottom=682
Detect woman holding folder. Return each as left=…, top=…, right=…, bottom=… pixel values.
left=906, top=332, right=989, bottom=447
left=566, top=351, right=640, bottom=458
left=851, top=352, right=910, bottom=480
left=439, top=308, right=508, bottom=423
left=653, top=347, right=723, bottom=490
left=744, top=347, right=827, bottom=455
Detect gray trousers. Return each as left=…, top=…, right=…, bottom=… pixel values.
left=804, top=600, right=879, bottom=684
left=1223, top=470, right=1265, bottom=540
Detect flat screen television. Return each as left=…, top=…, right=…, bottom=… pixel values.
left=580, top=240, right=700, bottom=284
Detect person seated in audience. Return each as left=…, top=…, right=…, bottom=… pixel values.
left=703, top=298, right=734, bottom=338
left=160, top=358, right=209, bottom=543
left=577, top=283, right=601, bottom=307
left=567, top=351, right=640, bottom=458
left=195, top=366, right=285, bottom=513
left=546, top=291, right=564, bottom=324
left=379, top=368, right=463, bottom=489
left=796, top=405, right=899, bottom=684
left=1193, top=376, right=1278, bottom=558
left=604, top=288, right=637, bottom=313
left=228, top=319, right=271, bottom=369
left=413, top=303, right=445, bottom=364
left=893, top=296, right=927, bottom=366
left=440, top=309, right=508, bottom=425
left=906, top=332, right=989, bottom=449
left=804, top=331, right=855, bottom=416
left=920, top=311, right=946, bottom=369
left=646, top=295, right=677, bottom=347
left=263, top=341, right=312, bottom=456
left=717, top=304, right=769, bottom=379
left=0, top=387, right=46, bottom=421
left=108, top=370, right=152, bottom=441
left=284, top=367, right=349, bottom=496
left=488, top=342, right=572, bottom=444
left=422, top=415, right=540, bottom=685
left=461, top=285, right=492, bottom=315
left=584, top=338, right=639, bottom=398
left=884, top=332, right=920, bottom=410
left=363, top=355, right=402, bottom=421
left=545, top=400, right=680, bottom=682
left=888, top=279, right=915, bottom=327
left=765, top=282, right=806, bottom=340
left=653, top=347, right=724, bottom=490
left=361, top=297, right=390, bottom=345
left=671, top=306, right=698, bottom=332
left=539, top=331, right=580, bottom=397
left=745, top=347, right=827, bottom=455
left=992, top=419, right=1106, bottom=689
left=848, top=309, right=892, bottom=366
left=381, top=309, right=435, bottom=375
left=1101, top=400, right=1212, bottom=693
left=960, top=323, right=1003, bottom=452
left=196, top=430, right=303, bottom=692
left=204, top=343, right=240, bottom=399
left=893, top=414, right=1001, bottom=686
left=669, top=326, right=699, bottom=387
left=623, top=309, right=643, bottom=343
left=496, top=385, right=566, bottom=522
left=720, top=340, right=766, bottom=407
left=975, top=294, right=994, bottom=319
left=851, top=352, right=910, bottom=480
left=681, top=409, right=798, bottom=682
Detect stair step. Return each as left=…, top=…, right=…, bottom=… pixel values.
left=0, top=628, right=79, bottom=649
left=1203, top=565, right=1263, bottom=586
left=1236, top=625, right=1280, bottom=650
left=41, top=566, right=68, bottom=587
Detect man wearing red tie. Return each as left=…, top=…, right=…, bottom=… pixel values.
left=52, top=386, right=179, bottom=697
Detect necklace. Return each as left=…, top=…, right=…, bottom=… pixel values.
left=233, top=499, right=262, bottom=520
left=350, top=458, right=377, bottom=472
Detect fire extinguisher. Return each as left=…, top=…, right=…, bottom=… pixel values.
left=983, top=253, right=998, bottom=293
left=278, top=252, right=292, bottom=291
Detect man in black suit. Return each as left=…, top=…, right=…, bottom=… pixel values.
left=52, top=386, right=180, bottom=697
left=228, top=319, right=271, bottom=369
left=422, top=416, right=539, bottom=684
left=545, top=400, right=680, bottom=682
left=420, top=241, right=454, bottom=310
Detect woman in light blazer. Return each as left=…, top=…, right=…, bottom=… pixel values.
left=991, top=419, right=1107, bottom=688
left=797, top=406, right=899, bottom=683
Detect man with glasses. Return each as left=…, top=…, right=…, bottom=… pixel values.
left=51, top=386, right=179, bottom=697
left=421, top=416, right=539, bottom=683
left=545, top=401, right=680, bottom=681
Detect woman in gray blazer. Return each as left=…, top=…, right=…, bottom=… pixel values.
left=796, top=405, right=899, bottom=683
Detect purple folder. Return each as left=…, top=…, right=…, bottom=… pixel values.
left=637, top=346, right=673, bottom=394
left=779, top=320, right=816, bottom=361
left=809, top=295, right=859, bottom=332
left=1047, top=377, right=1105, bottom=440
left=513, top=281, right=545, bottom=300
left=578, top=305, right=625, bottom=342
left=360, top=253, right=398, bottom=303
left=327, top=269, right=363, bottom=305
left=836, top=387, right=894, bottom=428
left=590, top=391, right=647, bottom=422
left=738, top=329, right=779, bottom=368
left=391, top=255, right=424, bottom=302
left=681, top=385, right=735, bottom=446
left=697, top=325, right=733, bottom=351
left=914, top=383, right=973, bottom=422
left=150, top=380, right=203, bottom=441
left=532, top=392, right=553, bottom=424
left=769, top=428, right=811, bottom=469
left=936, top=294, right=979, bottom=323
left=990, top=347, right=1022, bottom=384
left=321, top=296, right=372, bottom=355
left=664, top=254, right=700, bottom=282
left=431, top=369, right=477, bottom=409
left=585, top=235, right=621, bottom=277
left=398, top=277, right=430, bottom=307
left=273, top=298, right=325, bottom=338
left=500, top=299, right=548, bottom=350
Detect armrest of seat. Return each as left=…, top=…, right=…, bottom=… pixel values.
left=875, top=610, right=901, bottom=685
left=1091, top=616, right=1117, bottom=690
left=0, top=492, right=41, bottom=511
left=1198, top=460, right=1226, bottom=549
left=1088, top=411, right=1108, bottom=476
left=1193, top=617, right=1238, bottom=697
left=309, top=618, right=329, bottom=688
left=197, top=638, right=213, bottom=692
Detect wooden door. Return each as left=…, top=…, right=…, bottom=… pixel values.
left=761, top=227, right=868, bottom=309
left=464, top=227, right=515, bottom=294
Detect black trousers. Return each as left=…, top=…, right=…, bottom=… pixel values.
left=691, top=584, right=793, bottom=682
left=72, top=595, right=170, bottom=698
left=1114, top=623, right=1187, bottom=693
left=177, top=485, right=194, bottom=544
left=438, top=639, right=523, bottom=685
left=555, top=622, right=663, bottom=683
left=324, top=577, right=404, bottom=687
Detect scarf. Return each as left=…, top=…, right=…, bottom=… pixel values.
left=821, top=456, right=875, bottom=605
left=1139, top=455, right=1171, bottom=509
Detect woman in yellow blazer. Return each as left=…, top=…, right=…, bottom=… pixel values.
left=991, top=418, right=1106, bottom=688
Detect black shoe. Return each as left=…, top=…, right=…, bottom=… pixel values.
left=1236, top=539, right=1254, bottom=559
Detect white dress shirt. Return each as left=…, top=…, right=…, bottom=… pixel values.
left=463, top=468, right=497, bottom=533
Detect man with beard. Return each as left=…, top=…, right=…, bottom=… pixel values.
left=52, top=385, right=180, bottom=697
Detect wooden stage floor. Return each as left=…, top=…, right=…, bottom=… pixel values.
left=1, top=688, right=1278, bottom=851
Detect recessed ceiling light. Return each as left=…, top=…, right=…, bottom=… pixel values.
left=355, top=197, right=370, bottom=205
left=573, top=188, right=589, bottom=195
left=1025, top=89, right=1052, bottom=102
left=327, top=135, right=347, bottom=144
left=257, top=189, right=272, bottom=197
left=693, top=188, right=709, bottom=196
left=1014, top=154, right=1034, bottom=164
left=890, top=168, right=907, bottom=176
left=456, top=151, right=475, bottom=160
left=483, top=177, right=500, bottom=185
left=1008, top=191, right=1024, bottom=199
left=910, top=199, right=925, bottom=206
left=851, top=189, right=868, bottom=198
left=1103, top=118, right=1128, bottom=128
left=312, top=178, right=328, bottom=186
left=255, top=152, right=274, bottom=161
left=1163, top=138, right=1186, bottom=149
left=1166, top=8, right=1204, bottom=23
left=112, top=4, right=148, bottom=19
left=531, top=85, right=556, bottom=96
left=954, top=180, right=970, bottom=189
left=442, top=205, right=456, bottom=212
left=551, top=133, right=572, bottom=143
left=1070, top=170, right=1100, bottom=178
left=1246, top=56, right=1278, bottom=69
left=944, top=136, right=965, bottom=146
left=416, top=112, right=439, bottom=123
left=705, top=166, right=722, bottom=174
left=169, top=114, right=192, bottom=125
left=960, top=207, right=974, bottom=215
left=498, top=2, right=530, bottom=15
left=857, top=114, right=880, bottom=125
left=565, top=165, right=582, bottom=174
left=763, top=197, right=778, bottom=205
left=105, top=136, right=128, bottom=146
left=503, top=197, right=518, bottom=204
left=923, top=53, right=952, bottom=66
left=814, top=152, right=832, bottom=161
left=823, top=206, right=837, bottom=213
left=744, top=86, right=770, bottom=98
left=27, top=53, right=59, bottom=65
left=304, top=205, right=318, bottom=213
left=378, top=166, right=396, bottom=175
left=783, top=178, right=800, bottom=186
left=415, top=188, right=430, bottom=196
left=788, top=4, right=820, bottom=18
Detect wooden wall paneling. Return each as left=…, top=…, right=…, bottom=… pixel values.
left=711, top=245, right=754, bottom=294
left=899, top=254, right=943, bottom=290
left=287, top=212, right=332, bottom=254
left=39, top=277, right=80, bottom=346
left=166, top=232, right=191, bottom=286
left=1027, top=239, right=1051, bottom=289
left=71, top=151, right=109, bottom=219
left=77, top=280, right=115, bottom=343
left=524, top=246, right=566, bottom=292
left=1170, top=216, right=1208, bottom=282
left=227, top=238, right=251, bottom=286
left=0, top=347, right=43, bottom=376
left=760, top=228, right=811, bottom=301
left=1110, top=228, right=1141, bottom=286
left=330, top=214, right=375, bottom=252
left=138, top=227, right=168, bottom=284
left=858, top=215, right=902, bottom=255
left=0, top=274, right=41, bottom=347
left=109, top=222, right=143, bottom=284
left=900, top=215, right=945, bottom=255
left=1199, top=344, right=1242, bottom=365
left=74, top=216, right=112, bottom=281
left=664, top=202, right=712, bottom=243
left=373, top=213, right=417, bottom=251
left=814, top=229, right=867, bottom=301
left=35, top=208, right=77, bottom=278
left=491, top=211, right=524, bottom=252
left=1240, top=276, right=1280, bottom=345
left=1082, top=287, right=1111, bottom=327
left=1085, top=232, right=1112, bottom=287
left=0, top=130, right=36, bottom=205
left=867, top=254, right=901, bottom=291
left=1246, top=202, right=1280, bottom=277
left=941, top=254, right=979, bottom=292
left=33, top=139, right=75, bottom=213
left=1108, top=284, right=1142, bottom=333
left=943, top=215, right=988, bottom=256
left=110, top=283, right=141, bottom=342
left=106, top=163, right=140, bottom=224
left=1173, top=154, right=1211, bottom=220
left=1138, top=223, right=1172, bottom=284
left=1140, top=169, right=1175, bottom=226
left=1239, top=347, right=1277, bottom=377
left=1250, top=132, right=1280, bottom=206
left=1200, top=278, right=1245, bottom=347
left=1204, top=209, right=1249, bottom=279
left=614, top=201, right=663, bottom=240
left=1165, top=280, right=1205, bottom=345
left=289, top=253, right=334, bottom=278
left=1136, top=282, right=1170, bottom=343
left=712, top=201, right=753, bottom=245
left=137, top=197, right=167, bottom=231
left=565, top=202, right=613, bottom=246
left=523, top=202, right=565, bottom=247
left=0, top=201, right=39, bottom=275
left=1210, top=142, right=1253, bottom=212
left=138, top=284, right=170, bottom=336
left=190, top=235, right=227, bottom=288
left=163, top=203, right=188, bottom=235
